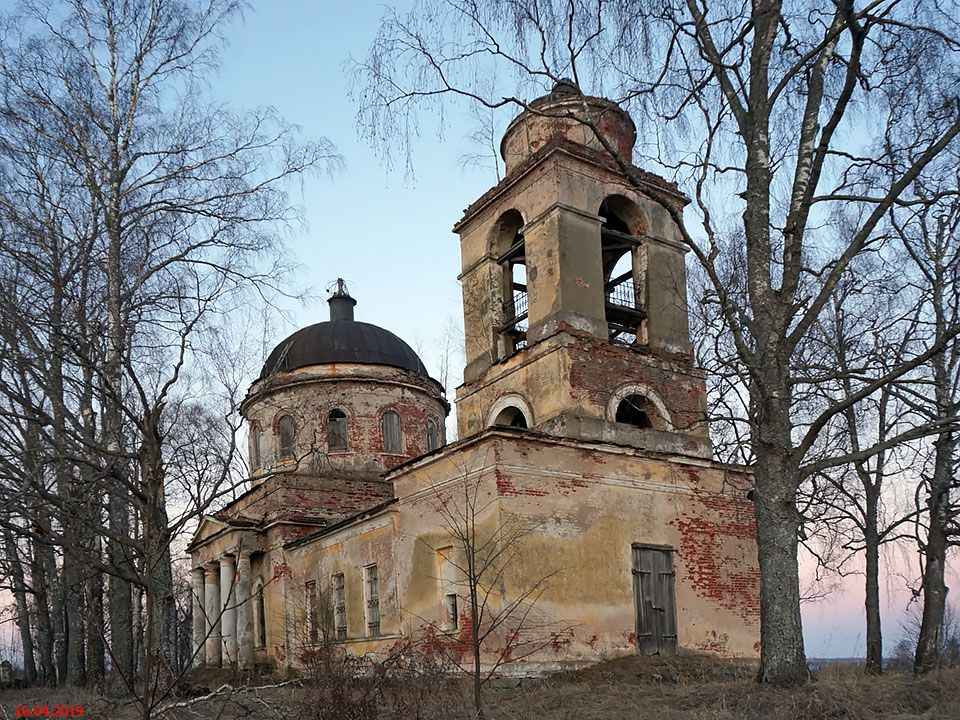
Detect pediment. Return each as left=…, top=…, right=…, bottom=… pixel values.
left=186, top=515, right=230, bottom=552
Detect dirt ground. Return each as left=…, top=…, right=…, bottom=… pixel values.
left=2, top=654, right=958, bottom=719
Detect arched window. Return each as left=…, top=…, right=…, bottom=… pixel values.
left=327, top=409, right=348, bottom=452
left=250, top=426, right=262, bottom=470
left=615, top=395, right=655, bottom=429
left=426, top=420, right=440, bottom=451
left=600, top=196, right=645, bottom=344
left=382, top=411, right=402, bottom=453
left=493, top=406, right=528, bottom=429
left=278, top=415, right=295, bottom=459
left=492, top=210, right=527, bottom=355
left=254, top=580, right=267, bottom=648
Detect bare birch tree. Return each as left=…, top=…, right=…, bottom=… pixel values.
left=891, top=158, right=960, bottom=674
left=0, top=0, right=339, bottom=712
left=799, top=252, right=930, bottom=674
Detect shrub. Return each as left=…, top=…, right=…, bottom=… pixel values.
left=295, top=639, right=463, bottom=720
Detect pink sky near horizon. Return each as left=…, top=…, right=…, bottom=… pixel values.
left=799, top=547, right=960, bottom=657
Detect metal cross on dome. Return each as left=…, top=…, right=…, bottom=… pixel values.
left=328, top=277, right=352, bottom=298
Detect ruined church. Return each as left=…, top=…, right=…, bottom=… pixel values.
left=187, top=85, right=760, bottom=671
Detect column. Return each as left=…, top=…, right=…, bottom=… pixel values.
left=204, top=562, right=221, bottom=666
left=191, top=567, right=206, bottom=667
left=219, top=556, right=237, bottom=665
left=235, top=552, right=254, bottom=669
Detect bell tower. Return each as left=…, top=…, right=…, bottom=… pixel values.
left=454, top=82, right=712, bottom=457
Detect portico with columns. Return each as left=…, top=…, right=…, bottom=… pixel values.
left=187, top=519, right=260, bottom=669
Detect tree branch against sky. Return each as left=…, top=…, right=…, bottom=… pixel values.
left=798, top=248, right=929, bottom=675
left=0, top=0, right=340, bottom=710
left=891, top=157, right=960, bottom=673
left=352, top=0, right=960, bottom=684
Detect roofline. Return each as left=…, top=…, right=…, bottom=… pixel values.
left=186, top=513, right=330, bottom=554
left=258, top=319, right=434, bottom=382
left=283, top=498, right=398, bottom=549
left=383, top=424, right=752, bottom=480
left=453, top=143, right=689, bottom=235
left=499, top=94, right=637, bottom=163
left=185, top=516, right=231, bottom=554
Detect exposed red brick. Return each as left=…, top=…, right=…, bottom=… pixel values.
left=550, top=628, right=575, bottom=653
left=495, top=469, right=548, bottom=498
left=695, top=631, right=730, bottom=655
left=670, top=491, right=760, bottom=623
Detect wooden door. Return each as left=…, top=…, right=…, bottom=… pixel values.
left=633, top=544, right=678, bottom=656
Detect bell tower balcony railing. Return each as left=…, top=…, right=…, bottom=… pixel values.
left=604, top=272, right=645, bottom=344
left=606, top=276, right=635, bottom=307
left=500, top=284, right=528, bottom=350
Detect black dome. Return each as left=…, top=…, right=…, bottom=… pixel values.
left=260, top=320, right=430, bottom=379
left=259, top=282, right=432, bottom=379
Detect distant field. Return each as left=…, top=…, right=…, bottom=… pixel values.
left=2, top=653, right=958, bottom=719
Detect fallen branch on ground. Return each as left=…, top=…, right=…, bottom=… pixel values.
left=155, top=678, right=304, bottom=715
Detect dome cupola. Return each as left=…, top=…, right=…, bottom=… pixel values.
left=260, top=279, right=430, bottom=379
left=499, top=80, right=637, bottom=175
left=244, top=279, right=448, bottom=480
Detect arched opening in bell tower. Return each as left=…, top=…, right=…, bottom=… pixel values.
left=493, top=405, right=528, bottom=428
left=599, top=196, right=646, bottom=345
left=491, top=209, right=527, bottom=356
left=615, top=396, right=654, bottom=428
left=608, top=384, right=675, bottom=434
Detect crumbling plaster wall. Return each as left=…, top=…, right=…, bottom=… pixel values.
left=284, top=512, right=401, bottom=660
left=257, top=429, right=758, bottom=670
left=385, top=432, right=760, bottom=663
left=230, top=474, right=392, bottom=528
left=489, top=437, right=760, bottom=660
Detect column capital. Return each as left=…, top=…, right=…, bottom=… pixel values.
left=218, top=555, right=235, bottom=568
left=204, top=561, right=220, bottom=574
left=232, top=543, right=254, bottom=559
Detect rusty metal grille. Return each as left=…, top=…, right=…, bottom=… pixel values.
left=511, top=287, right=528, bottom=317
left=502, top=289, right=528, bottom=323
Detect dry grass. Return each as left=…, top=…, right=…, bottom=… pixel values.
left=484, top=654, right=960, bottom=720
left=1, top=654, right=958, bottom=719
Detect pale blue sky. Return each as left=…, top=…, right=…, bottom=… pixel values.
left=215, top=2, right=487, bottom=385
